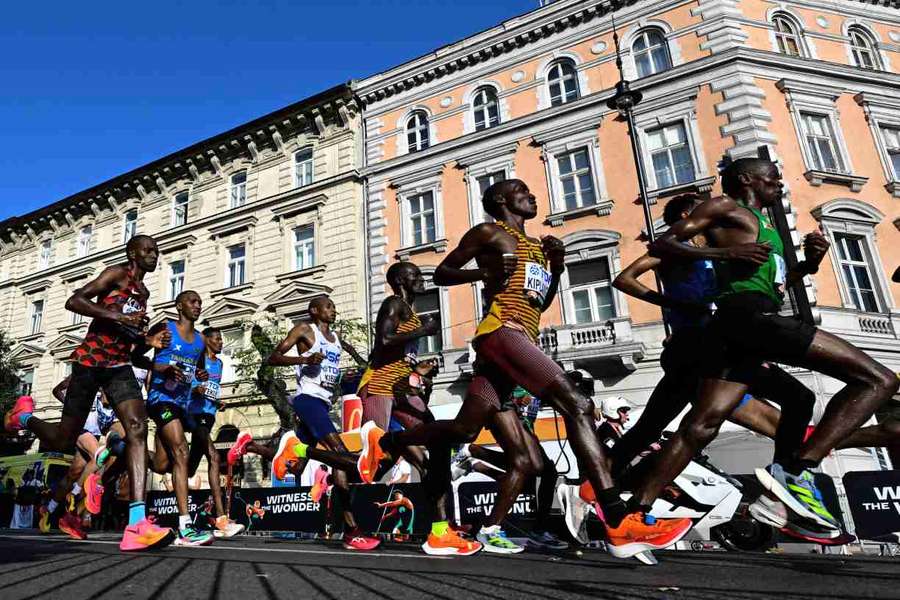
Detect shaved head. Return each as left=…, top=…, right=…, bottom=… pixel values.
left=308, top=296, right=330, bottom=312
left=482, top=179, right=522, bottom=219
left=721, top=158, right=776, bottom=197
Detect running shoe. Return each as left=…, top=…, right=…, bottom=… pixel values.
left=755, top=464, right=840, bottom=531
left=527, top=530, right=569, bottom=551
left=174, top=524, right=214, bottom=547
left=310, top=467, right=329, bottom=503
left=272, top=431, right=302, bottom=481
left=748, top=493, right=788, bottom=529
left=213, top=515, right=245, bottom=538
left=38, top=504, right=51, bottom=534
left=422, top=529, right=482, bottom=556
left=84, top=473, right=104, bottom=515
left=780, top=521, right=855, bottom=546
left=228, top=431, right=253, bottom=466
left=557, top=483, right=591, bottom=545
left=119, top=516, right=176, bottom=552
left=357, top=421, right=385, bottom=484
left=59, top=511, right=87, bottom=540
left=476, top=526, right=524, bottom=554
left=450, top=454, right=473, bottom=482
left=604, top=512, right=692, bottom=559
left=4, top=395, right=34, bottom=433
left=343, top=529, right=381, bottom=551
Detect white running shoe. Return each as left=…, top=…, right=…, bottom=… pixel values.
left=748, top=493, right=788, bottom=529
left=557, top=483, right=590, bottom=545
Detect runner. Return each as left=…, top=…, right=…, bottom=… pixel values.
left=4, top=234, right=174, bottom=551
left=145, top=289, right=213, bottom=547
left=365, top=179, right=692, bottom=558
left=632, top=158, right=899, bottom=533
left=184, top=326, right=244, bottom=539
left=231, top=296, right=380, bottom=551
left=375, top=490, right=415, bottom=542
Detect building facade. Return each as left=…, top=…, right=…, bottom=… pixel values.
left=0, top=85, right=366, bottom=483
left=356, top=0, right=900, bottom=482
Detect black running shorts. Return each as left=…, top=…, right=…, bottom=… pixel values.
left=148, top=402, right=185, bottom=429
left=62, top=364, right=142, bottom=422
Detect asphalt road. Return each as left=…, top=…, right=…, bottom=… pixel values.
left=0, top=531, right=897, bottom=600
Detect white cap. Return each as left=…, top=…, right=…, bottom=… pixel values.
left=600, top=396, right=631, bottom=420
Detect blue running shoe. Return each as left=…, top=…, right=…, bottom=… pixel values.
left=755, top=464, right=840, bottom=531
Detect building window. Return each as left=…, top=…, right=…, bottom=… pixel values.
left=772, top=13, right=804, bottom=57
left=408, top=191, right=437, bottom=246
left=881, top=126, right=900, bottom=180
left=227, top=245, right=246, bottom=287
left=18, top=369, right=34, bottom=397
left=123, top=209, right=138, bottom=243
left=413, top=289, right=442, bottom=354
left=848, top=26, right=880, bottom=70
left=406, top=112, right=430, bottom=153
left=77, top=226, right=92, bottom=257
left=567, top=258, right=616, bottom=324
left=30, top=299, right=44, bottom=334
left=172, top=192, right=189, bottom=226
left=71, top=309, right=84, bottom=326
left=169, top=260, right=185, bottom=301
left=293, top=225, right=315, bottom=271
left=38, top=239, right=52, bottom=269
left=556, top=148, right=597, bottom=210
left=473, top=87, right=500, bottom=131
left=646, top=122, right=696, bottom=188
left=834, top=233, right=880, bottom=312
left=632, top=28, right=672, bottom=78
left=477, top=171, right=505, bottom=200
left=547, top=60, right=579, bottom=107
left=800, top=113, right=845, bottom=173
left=230, top=172, right=247, bottom=208
left=294, top=148, right=314, bottom=187
left=219, top=329, right=243, bottom=384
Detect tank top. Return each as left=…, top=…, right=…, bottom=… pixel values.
left=71, top=267, right=146, bottom=368
left=360, top=300, right=421, bottom=396
left=474, top=222, right=550, bottom=343
left=188, top=356, right=223, bottom=416
left=296, top=324, right=343, bottom=403
left=147, top=320, right=206, bottom=407
left=659, top=245, right=717, bottom=332
left=83, top=394, right=116, bottom=437
left=715, top=205, right=786, bottom=306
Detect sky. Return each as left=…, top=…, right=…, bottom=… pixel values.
left=0, top=1, right=533, bottom=221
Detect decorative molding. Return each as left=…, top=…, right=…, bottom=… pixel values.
left=210, top=281, right=255, bottom=298
left=271, top=194, right=328, bottom=221
left=545, top=200, right=614, bottom=227
left=157, top=233, right=197, bottom=254
left=395, top=239, right=449, bottom=261
left=208, top=216, right=258, bottom=239
left=275, top=264, right=328, bottom=283
left=454, top=142, right=519, bottom=169
left=262, top=279, right=332, bottom=319
left=201, top=297, right=259, bottom=328
left=20, top=279, right=53, bottom=294
left=647, top=175, right=717, bottom=202
left=804, top=170, right=869, bottom=192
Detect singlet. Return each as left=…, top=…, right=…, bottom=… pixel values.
left=147, top=320, right=205, bottom=407
left=360, top=300, right=421, bottom=396
left=296, top=324, right=343, bottom=403
left=474, top=222, right=550, bottom=343
left=716, top=205, right=786, bottom=307
left=71, top=267, right=146, bottom=368
left=83, top=394, right=116, bottom=437
left=188, top=356, right=223, bottom=416
left=659, top=246, right=718, bottom=332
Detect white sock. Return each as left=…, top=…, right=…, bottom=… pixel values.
left=71, top=483, right=82, bottom=496
left=178, top=515, right=191, bottom=530
left=480, top=524, right=499, bottom=534
left=47, top=500, right=59, bottom=513
left=458, top=444, right=471, bottom=459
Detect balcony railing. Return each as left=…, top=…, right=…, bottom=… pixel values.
left=858, top=314, right=896, bottom=336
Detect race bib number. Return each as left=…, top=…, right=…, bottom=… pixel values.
left=204, top=380, right=221, bottom=400
left=122, top=297, right=143, bottom=314
left=523, top=262, right=552, bottom=305
left=321, top=365, right=340, bottom=389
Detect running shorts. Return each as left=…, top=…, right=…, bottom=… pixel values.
left=359, top=386, right=432, bottom=431
left=62, top=364, right=142, bottom=422
left=148, top=402, right=185, bottom=428
left=291, top=393, right=338, bottom=444
left=184, top=412, right=216, bottom=433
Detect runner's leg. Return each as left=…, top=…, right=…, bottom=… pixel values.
left=156, top=417, right=191, bottom=517
left=745, top=364, right=815, bottom=464
left=482, top=410, right=540, bottom=529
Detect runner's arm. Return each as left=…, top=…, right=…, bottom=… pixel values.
left=541, top=235, right=565, bottom=312
left=52, top=376, right=70, bottom=403
left=786, top=230, right=830, bottom=287
left=65, top=265, right=145, bottom=327
left=375, top=298, right=438, bottom=348
left=267, top=323, right=316, bottom=367
left=433, top=224, right=506, bottom=286
left=613, top=253, right=700, bottom=312
left=340, top=339, right=367, bottom=366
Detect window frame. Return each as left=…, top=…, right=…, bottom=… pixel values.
left=292, top=224, right=316, bottom=271
left=172, top=192, right=189, bottom=227
left=558, top=230, right=627, bottom=325
left=38, top=239, right=53, bottom=269
left=832, top=232, right=882, bottom=312
left=76, top=225, right=92, bottom=258
left=546, top=59, right=580, bottom=107
left=406, top=190, right=439, bottom=247
left=122, top=209, right=138, bottom=243
left=30, top=299, right=44, bottom=334
left=472, top=86, right=501, bottom=131
left=226, top=244, right=247, bottom=288
left=798, top=112, right=846, bottom=174
left=18, top=368, right=34, bottom=397
left=406, top=111, right=431, bottom=153
left=168, top=260, right=185, bottom=301
left=631, top=27, right=673, bottom=78
left=847, top=25, right=882, bottom=70
left=394, top=168, right=447, bottom=253
left=230, top=171, right=247, bottom=209
left=294, top=147, right=314, bottom=188
left=771, top=12, right=806, bottom=57
left=413, top=267, right=451, bottom=354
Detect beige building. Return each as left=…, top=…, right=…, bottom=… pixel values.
left=0, top=84, right=365, bottom=483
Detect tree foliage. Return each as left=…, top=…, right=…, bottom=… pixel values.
left=0, top=329, right=22, bottom=416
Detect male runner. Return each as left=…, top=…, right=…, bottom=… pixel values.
left=185, top=326, right=244, bottom=538
left=233, top=296, right=380, bottom=550
left=375, top=490, right=415, bottom=541
left=633, top=158, right=899, bottom=532
left=146, top=290, right=213, bottom=546
left=4, top=234, right=174, bottom=551
left=366, top=179, right=692, bottom=558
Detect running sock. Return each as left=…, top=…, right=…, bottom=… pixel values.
left=178, top=515, right=191, bottom=531
left=19, top=413, right=32, bottom=428
left=292, top=442, right=308, bottom=459
left=431, top=521, right=450, bottom=537
left=596, top=486, right=628, bottom=528
left=71, top=483, right=82, bottom=497
left=781, top=458, right=818, bottom=476
left=47, top=500, right=59, bottom=514
left=128, top=501, right=145, bottom=526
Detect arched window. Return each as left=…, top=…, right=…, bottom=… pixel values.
left=472, top=87, right=500, bottom=131
left=547, top=60, right=580, bottom=107
left=848, top=26, right=880, bottom=70
left=632, top=28, right=672, bottom=78
left=772, top=13, right=804, bottom=57
left=406, top=111, right=430, bottom=153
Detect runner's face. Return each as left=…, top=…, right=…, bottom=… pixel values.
left=132, top=238, right=159, bottom=272
left=401, top=266, right=426, bottom=294
left=319, top=300, right=337, bottom=324
left=178, top=293, right=202, bottom=321
left=207, top=331, right=223, bottom=353
left=753, top=165, right=784, bottom=207
left=504, top=181, right=538, bottom=219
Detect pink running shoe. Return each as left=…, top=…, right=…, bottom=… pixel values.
left=310, top=467, right=330, bottom=504
left=84, top=472, right=104, bottom=515
left=120, top=516, right=175, bottom=552
left=228, top=431, right=253, bottom=466
left=343, top=529, right=381, bottom=551
left=59, top=511, right=87, bottom=541
left=4, top=395, right=34, bottom=433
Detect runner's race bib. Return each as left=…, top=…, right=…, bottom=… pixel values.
left=203, top=380, right=221, bottom=400
left=523, top=262, right=552, bottom=306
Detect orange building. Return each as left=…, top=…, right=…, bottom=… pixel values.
left=356, top=0, right=900, bottom=475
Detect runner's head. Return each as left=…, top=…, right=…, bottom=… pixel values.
left=175, top=290, right=202, bottom=323
left=386, top=261, right=426, bottom=294
left=203, top=327, right=223, bottom=354
left=663, top=193, right=701, bottom=227
left=393, top=491, right=404, bottom=500
left=125, top=234, right=159, bottom=273
left=721, top=158, right=783, bottom=207
left=482, top=179, right=537, bottom=221
left=308, top=296, right=337, bottom=325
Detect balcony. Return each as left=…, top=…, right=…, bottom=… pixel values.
left=818, top=307, right=900, bottom=352
left=538, top=317, right=645, bottom=373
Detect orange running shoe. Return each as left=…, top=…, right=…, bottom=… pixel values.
left=59, top=511, right=87, bottom=540
left=357, top=421, right=385, bottom=484
left=421, top=529, right=482, bottom=556
left=272, top=431, right=302, bottom=481
left=119, top=516, right=175, bottom=552
left=605, top=512, right=692, bottom=558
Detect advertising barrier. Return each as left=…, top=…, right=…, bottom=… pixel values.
left=843, top=470, right=900, bottom=541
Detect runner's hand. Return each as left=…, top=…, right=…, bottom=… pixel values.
left=419, top=315, right=440, bottom=336
left=146, top=328, right=171, bottom=349
left=541, top=235, right=566, bottom=274
left=725, top=242, right=771, bottom=265
left=196, top=368, right=209, bottom=382
left=803, top=231, right=830, bottom=268
left=303, top=352, right=325, bottom=366
left=117, top=311, right=147, bottom=329
left=414, top=359, right=437, bottom=376
left=165, top=365, right=187, bottom=383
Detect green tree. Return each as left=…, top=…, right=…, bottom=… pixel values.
left=0, top=329, right=22, bottom=416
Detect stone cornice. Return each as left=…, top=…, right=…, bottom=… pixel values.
left=208, top=216, right=258, bottom=239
